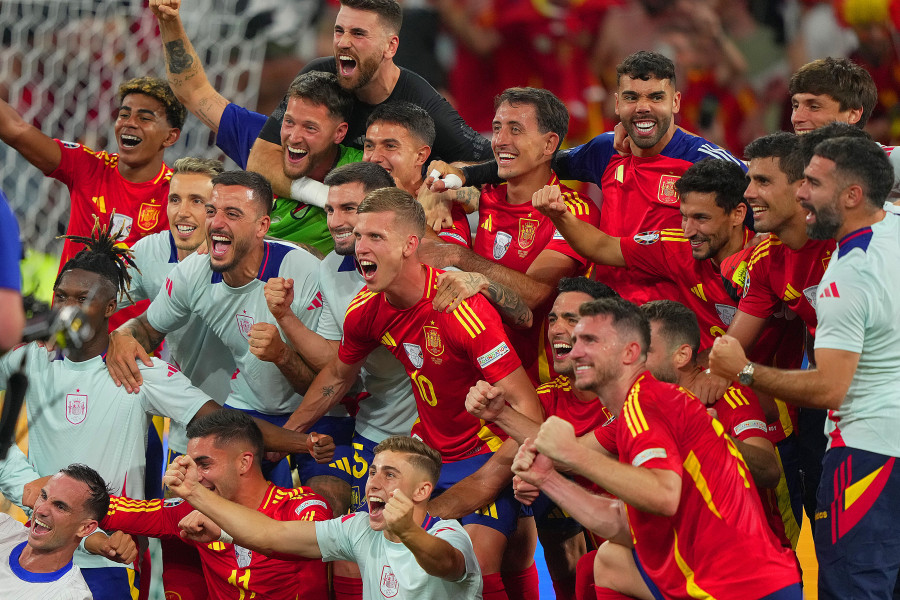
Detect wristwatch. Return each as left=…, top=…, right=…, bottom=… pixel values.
left=737, top=362, right=755, bottom=386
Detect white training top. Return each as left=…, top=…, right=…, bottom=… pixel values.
left=0, top=514, right=92, bottom=600
left=121, top=231, right=235, bottom=452
left=316, top=512, right=482, bottom=600
left=815, top=213, right=900, bottom=457
left=0, top=344, right=210, bottom=568
left=317, top=253, right=417, bottom=442
left=146, top=241, right=339, bottom=416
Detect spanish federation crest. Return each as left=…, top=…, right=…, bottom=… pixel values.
left=518, top=217, right=540, bottom=250
left=380, top=565, right=399, bottom=598
left=137, top=202, right=161, bottom=230
left=65, top=393, right=88, bottom=425
left=657, top=174, right=680, bottom=206
left=403, top=343, right=424, bottom=369
left=715, top=303, right=737, bottom=326
left=493, top=231, right=513, bottom=260
left=235, top=312, right=255, bottom=341
left=234, top=545, right=252, bottom=569
left=423, top=326, right=444, bottom=357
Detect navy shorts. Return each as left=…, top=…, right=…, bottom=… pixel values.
left=432, top=452, right=520, bottom=537
left=81, top=566, right=139, bottom=600
left=815, top=446, right=900, bottom=599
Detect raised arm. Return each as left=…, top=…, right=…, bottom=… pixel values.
left=247, top=138, right=293, bottom=198
left=0, top=98, right=61, bottom=174
left=264, top=277, right=338, bottom=373
left=532, top=185, right=624, bottom=267
left=164, top=454, right=323, bottom=557
left=151, top=0, right=229, bottom=132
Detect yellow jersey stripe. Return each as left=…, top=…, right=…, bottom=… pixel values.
left=673, top=530, right=718, bottom=599
left=683, top=450, right=723, bottom=519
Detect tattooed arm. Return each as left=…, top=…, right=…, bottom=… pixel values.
left=451, top=187, right=481, bottom=214
left=151, top=0, right=229, bottom=132
left=282, top=355, right=364, bottom=434
left=432, top=271, right=533, bottom=329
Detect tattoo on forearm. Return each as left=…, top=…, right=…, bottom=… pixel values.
left=455, top=187, right=481, bottom=211
left=321, top=385, right=335, bottom=398
left=486, top=282, right=532, bottom=327
left=165, top=40, right=194, bottom=74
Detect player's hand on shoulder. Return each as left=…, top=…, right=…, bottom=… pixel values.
left=512, top=475, right=540, bottom=506
left=418, top=185, right=455, bottom=232
left=383, top=489, right=416, bottom=535
left=433, top=271, right=488, bottom=313
left=465, top=380, right=506, bottom=421
left=532, top=185, right=568, bottom=220
left=425, top=161, right=466, bottom=192
left=248, top=322, right=289, bottom=364
left=106, top=329, right=150, bottom=394
left=85, top=530, right=139, bottom=565
left=264, top=277, right=295, bottom=320
left=307, top=432, right=335, bottom=464
left=178, top=510, right=221, bottom=544
left=149, top=0, right=181, bottom=20
left=164, top=454, right=199, bottom=500
left=612, top=122, right=634, bottom=157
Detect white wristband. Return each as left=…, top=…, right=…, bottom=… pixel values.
left=217, top=529, right=234, bottom=544
left=289, top=177, right=329, bottom=208
left=429, top=169, right=462, bottom=190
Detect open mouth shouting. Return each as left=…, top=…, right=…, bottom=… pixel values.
left=358, top=259, right=378, bottom=281
left=210, top=232, right=233, bottom=259
left=338, top=54, right=358, bottom=77
left=368, top=495, right=386, bottom=519
left=30, top=516, right=52, bottom=539
left=285, top=145, right=309, bottom=165
left=552, top=340, right=572, bottom=361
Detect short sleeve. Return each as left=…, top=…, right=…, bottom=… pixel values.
left=593, top=419, right=619, bottom=455
left=145, top=258, right=196, bottom=333
left=543, top=191, right=599, bottom=267
left=458, top=297, right=521, bottom=383
left=284, top=249, right=323, bottom=332
left=314, top=513, right=368, bottom=563
left=814, top=268, right=869, bottom=354
left=716, top=386, right=768, bottom=442
left=554, top=134, right=615, bottom=185
left=617, top=395, right=683, bottom=475
left=0, top=442, right=40, bottom=508
left=338, top=300, right=381, bottom=365
left=430, top=520, right=479, bottom=583
left=737, top=251, right=778, bottom=319
left=138, top=360, right=211, bottom=426
left=619, top=234, right=673, bottom=280
left=47, top=140, right=101, bottom=188
left=215, top=103, right=267, bottom=169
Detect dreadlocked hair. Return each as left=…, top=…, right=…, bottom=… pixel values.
left=56, top=212, right=140, bottom=303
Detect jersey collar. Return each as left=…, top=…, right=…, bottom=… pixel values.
left=9, top=541, right=75, bottom=583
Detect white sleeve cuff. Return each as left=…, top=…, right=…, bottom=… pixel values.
left=290, top=177, right=329, bottom=208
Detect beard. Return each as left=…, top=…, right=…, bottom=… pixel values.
left=805, top=200, right=843, bottom=240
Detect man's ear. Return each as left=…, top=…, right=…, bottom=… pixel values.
left=76, top=519, right=99, bottom=540
left=412, top=480, right=433, bottom=503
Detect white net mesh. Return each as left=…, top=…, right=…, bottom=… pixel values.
left=0, top=0, right=270, bottom=258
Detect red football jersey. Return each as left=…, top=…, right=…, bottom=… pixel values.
left=536, top=375, right=614, bottom=437
left=740, top=235, right=835, bottom=337
left=713, top=381, right=792, bottom=549
left=339, top=265, right=521, bottom=462
left=50, top=140, right=171, bottom=270
left=473, top=173, right=598, bottom=384
left=616, top=373, right=800, bottom=599
left=103, top=484, right=331, bottom=600
left=436, top=204, right=472, bottom=248
left=620, top=228, right=752, bottom=350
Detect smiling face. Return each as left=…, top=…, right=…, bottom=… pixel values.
left=187, top=435, right=247, bottom=502
left=333, top=6, right=395, bottom=91
left=205, top=185, right=268, bottom=273
left=547, top=291, right=593, bottom=377
left=29, top=474, right=96, bottom=553
left=615, top=76, right=680, bottom=153
left=354, top=210, right=416, bottom=293
left=797, top=155, right=845, bottom=240
left=680, top=191, right=742, bottom=262
left=491, top=101, right=556, bottom=182
left=326, top=182, right=366, bottom=255
left=364, top=121, right=429, bottom=193
left=744, top=157, right=803, bottom=235
left=365, top=450, right=428, bottom=532
left=790, top=92, right=862, bottom=134
left=281, top=96, right=346, bottom=181
left=168, top=172, right=213, bottom=254
left=568, top=314, right=623, bottom=395
left=114, top=93, right=179, bottom=168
